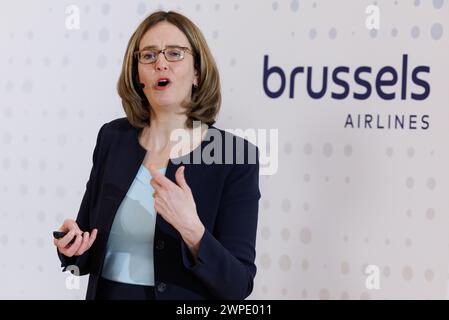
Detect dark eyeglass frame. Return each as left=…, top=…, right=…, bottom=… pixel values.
left=134, top=46, right=193, bottom=64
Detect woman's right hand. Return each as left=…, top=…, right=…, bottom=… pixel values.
left=54, top=219, right=98, bottom=257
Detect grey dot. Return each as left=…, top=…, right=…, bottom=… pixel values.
left=38, top=160, right=47, bottom=171
left=309, top=28, right=317, bottom=39
left=370, top=29, right=378, bottom=38
left=0, top=235, right=8, bottom=245
left=303, top=202, right=310, bottom=212
left=263, top=199, right=270, bottom=209
left=433, top=0, right=444, bottom=9
left=82, top=30, right=89, bottom=40
left=414, top=0, right=421, bottom=6
left=38, top=186, right=46, bottom=196
left=325, top=176, right=330, bottom=182
left=406, top=177, right=414, bottom=189
left=212, top=30, right=219, bottom=39
left=37, top=211, right=45, bottom=222
left=101, top=3, right=110, bottom=15
left=343, top=235, right=349, bottom=243
left=301, top=289, right=308, bottom=298
left=2, top=132, right=12, bottom=144
left=284, top=143, right=292, bottom=155
left=319, top=288, right=330, bottom=300
left=360, top=292, right=371, bottom=300
left=37, top=237, right=45, bottom=248
left=290, top=0, right=299, bottom=12
left=234, top=4, right=239, bottom=10
left=425, top=269, right=434, bottom=282
left=281, top=199, right=291, bottom=212
left=26, top=56, right=32, bottom=65
left=385, top=238, right=391, bottom=245
left=427, top=177, right=436, bottom=190
left=38, top=265, right=44, bottom=272
left=78, top=110, right=85, bottom=118
left=214, top=3, right=220, bottom=11
left=56, top=185, right=66, bottom=198
left=195, top=4, right=201, bottom=11
left=391, top=28, right=398, bottom=37
left=84, top=5, right=91, bottom=14
left=2, top=158, right=11, bottom=169
left=344, top=144, right=353, bottom=157
left=22, top=80, right=32, bottom=93
left=43, top=56, right=52, bottom=67
left=426, top=208, right=435, bottom=220
left=5, top=81, right=14, bottom=92
left=57, top=162, right=64, bottom=170
left=405, top=238, right=412, bottom=248
left=281, top=288, right=288, bottom=296
left=384, top=266, right=391, bottom=277
left=323, top=143, right=333, bottom=157
left=260, top=254, right=271, bottom=269
left=261, top=226, right=271, bottom=240
left=303, top=143, right=313, bottom=155
left=431, top=23, right=443, bottom=40
left=300, top=227, right=312, bottom=244
left=59, top=107, right=68, bottom=120
left=3, top=106, right=12, bottom=118
left=137, top=2, right=146, bottom=15
left=97, top=55, right=107, bottom=69
left=99, top=28, right=109, bottom=43
left=364, top=237, right=370, bottom=244
left=27, top=31, right=34, bottom=40
left=345, top=176, right=351, bottom=184
left=272, top=2, right=279, bottom=10
left=312, top=2, right=317, bottom=8
left=57, top=133, right=67, bottom=146
left=281, top=228, right=291, bottom=240
left=341, top=262, right=350, bottom=275
left=303, top=174, right=311, bottom=183
left=279, top=255, right=291, bottom=271
left=230, top=58, right=236, bottom=67
left=402, top=266, right=414, bottom=281
left=411, top=26, right=420, bottom=39
left=20, top=159, right=29, bottom=170
left=301, top=259, right=309, bottom=270
left=407, top=147, right=415, bottom=158
left=19, top=184, right=28, bottom=195
left=406, top=209, right=413, bottom=217
left=329, top=28, right=337, bottom=40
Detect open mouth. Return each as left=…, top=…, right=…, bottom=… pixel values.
left=156, top=78, right=171, bottom=88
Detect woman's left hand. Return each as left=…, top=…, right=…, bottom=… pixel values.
left=148, top=164, right=205, bottom=248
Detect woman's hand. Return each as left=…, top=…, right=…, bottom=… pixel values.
left=53, top=219, right=98, bottom=258
left=149, top=165, right=205, bottom=254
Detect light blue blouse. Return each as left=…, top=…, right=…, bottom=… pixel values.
left=101, top=164, right=166, bottom=286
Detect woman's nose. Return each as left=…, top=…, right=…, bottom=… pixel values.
left=155, top=53, right=169, bottom=71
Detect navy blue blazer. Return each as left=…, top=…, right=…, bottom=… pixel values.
left=57, top=117, right=261, bottom=300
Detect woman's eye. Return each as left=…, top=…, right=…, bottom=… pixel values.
left=168, top=50, right=181, bottom=57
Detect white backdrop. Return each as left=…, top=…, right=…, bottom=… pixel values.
left=1, top=0, right=448, bottom=299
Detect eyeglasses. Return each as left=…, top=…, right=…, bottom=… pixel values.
left=134, top=46, right=193, bottom=64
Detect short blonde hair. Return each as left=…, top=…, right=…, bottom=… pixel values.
left=117, top=11, right=221, bottom=129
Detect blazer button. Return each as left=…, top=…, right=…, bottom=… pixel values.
left=157, top=282, right=167, bottom=292
left=155, top=240, right=165, bottom=250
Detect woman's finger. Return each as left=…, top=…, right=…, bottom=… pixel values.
left=57, top=229, right=77, bottom=248
left=86, top=229, right=98, bottom=250
left=75, top=232, right=90, bottom=256
left=64, top=234, right=83, bottom=257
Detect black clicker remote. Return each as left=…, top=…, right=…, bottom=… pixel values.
left=53, top=231, right=67, bottom=239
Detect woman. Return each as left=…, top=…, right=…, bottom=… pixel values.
left=53, top=10, right=261, bottom=300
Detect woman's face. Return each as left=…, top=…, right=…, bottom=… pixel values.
left=137, top=21, right=198, bottom=112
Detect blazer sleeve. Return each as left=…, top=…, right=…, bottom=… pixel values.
left=56, top=123, right=107, bottom=275
left=181, top=145, right=261, bottom=300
